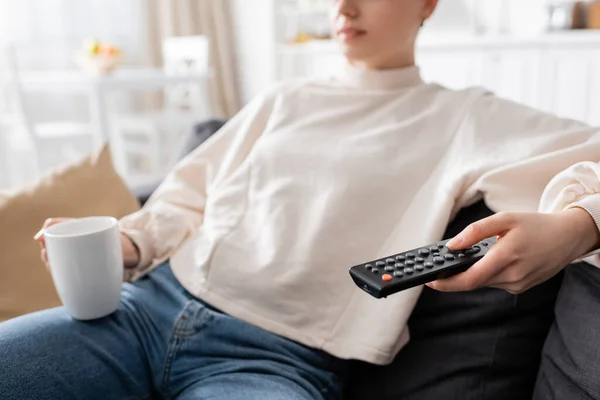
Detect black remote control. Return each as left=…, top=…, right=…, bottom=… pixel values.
left=349, top=236, right=497, bottom=299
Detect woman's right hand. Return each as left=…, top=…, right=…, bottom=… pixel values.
left=34, top=218, right=141, bottom=271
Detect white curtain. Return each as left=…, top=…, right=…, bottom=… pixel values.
left=145, top=0, right=240, bottom=117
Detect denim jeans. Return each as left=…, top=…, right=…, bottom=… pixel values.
left=0, top=263, right=348, bottom=400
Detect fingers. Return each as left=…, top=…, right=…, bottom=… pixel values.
left=427, top=228, right=528, bottom=292
left=33, top=229, right=44, bottom=241
left=35, top=218, right=71, bottom=272
left=446, top=212, right=516, bottom=250
left=41, top=248, right=49, bottom=271
left=426, top=244, right=509, bottom=291
left=42, top=218, right=69, bottom=229
left=486, top=264, right=544, bottom=294
left=34, top=218, right=70, bottom=246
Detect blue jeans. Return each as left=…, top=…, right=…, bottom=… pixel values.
left=0, top=263, right=348, bottom=400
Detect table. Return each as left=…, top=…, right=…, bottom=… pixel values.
left=17, top=67, right=212, bottom=147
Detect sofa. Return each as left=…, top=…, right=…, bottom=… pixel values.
left=132, top=119, right=565, bottom=399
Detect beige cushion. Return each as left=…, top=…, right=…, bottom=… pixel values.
left=0, top=145, right=140, bottom=322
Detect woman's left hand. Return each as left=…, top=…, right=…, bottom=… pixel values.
left=426, top=208, right=600, bottom=294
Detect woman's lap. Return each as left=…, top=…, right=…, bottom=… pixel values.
left=0, top=263, right=344, bottom=400
left=0, top=263, right=186, bottom=400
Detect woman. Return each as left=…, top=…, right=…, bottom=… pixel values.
left=2, top=0, right=600, bottom=399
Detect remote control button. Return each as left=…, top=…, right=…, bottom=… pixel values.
left=406, top=252, right=416, bottom=259
left=433, top=256, right=445, bottom=265
left=404, top=267, right=414, bottom=275
left=382, top=274, right=393, bottom=282
left=415, top=257, right=425, bottom=263
left=376, top=261, right=385, bottom=267
left=437, top=244, right=445, bottom=249
left=394, top=270, right=404, bottom=278
left=395, top=263, right=404, bottom=269
left=418, top=248, right=430, bottom=256
left=385, top=266, right=395, bottom=272
left=425, top=262, right=434, bottom=269
left=396, top=255, right=406, bottom=261
left=444, top=254, right=455, bottom=261
left=406, top=260, right=415, bottom=267
left=482, top=242, right=488, bottom=246
left=372, top=268, right=380, bottom=274
left=386, top=258, right=396, bottom=264
left=428, top=246, right=438, bottom=253
left=465, top=246, right=480, bottom=255
left=365, top=264, right=373, bottom=270
left=458, top=253, right=465, bottom=258
left=415, top=264, right=424, bottom=272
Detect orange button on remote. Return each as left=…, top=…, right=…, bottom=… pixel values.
left=382, top=274, right=393, bottom=282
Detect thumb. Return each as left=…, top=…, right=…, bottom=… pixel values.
left=446, top=213, right=513, bottom=250
left=34, top=218, right=71, bottom=245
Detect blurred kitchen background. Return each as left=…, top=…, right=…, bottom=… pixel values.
left=1, top=0, right=600, bottom=191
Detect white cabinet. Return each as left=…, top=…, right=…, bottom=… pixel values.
left=417, top=46, right=544, bottom=110
left=415, top=33, right=600, bottom=126
left=538, top=50, right=597, bottom=122
left=590, top=53, right=600, bottom=127
left=417, top=51, right=484, bottom=91
left=479, top=49, right=542, bottom=109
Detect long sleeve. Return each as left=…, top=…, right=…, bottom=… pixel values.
left=118, top=84, right=281, bottom=276
left=454, top=90, right=600, bottom=263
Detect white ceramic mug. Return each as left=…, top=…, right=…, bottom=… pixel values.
left=44, top=216, right=124, bottom=320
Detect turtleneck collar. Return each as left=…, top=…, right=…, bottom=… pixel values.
left=334, top=61, right=424, bottom=91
